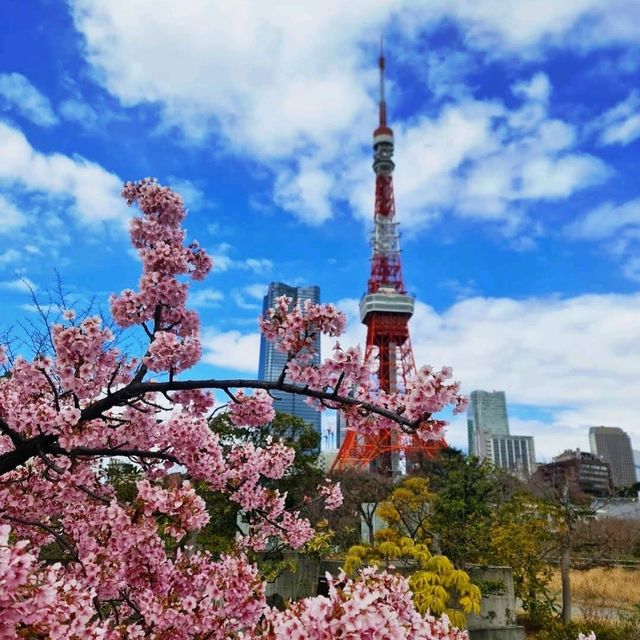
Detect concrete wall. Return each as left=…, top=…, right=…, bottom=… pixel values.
left=467, top=566, right=525, bottom=640
left=266, top=556, right=526, bottom=640
left=264, top=553, right=321, bottom=601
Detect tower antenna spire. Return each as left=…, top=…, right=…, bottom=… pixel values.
left=379, top=35, right=386, bottom=127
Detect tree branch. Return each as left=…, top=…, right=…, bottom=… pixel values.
left=80, top=378, right=427, bottom=432
left=1, top=514, right=81, bottom=563
left=0, top=376, right=431, bottom=477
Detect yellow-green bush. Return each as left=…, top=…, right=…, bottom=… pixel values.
left=345, top=529, right=480, bottom=628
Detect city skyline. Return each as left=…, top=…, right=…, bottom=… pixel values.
left=0, top=2, right=639, bottom=460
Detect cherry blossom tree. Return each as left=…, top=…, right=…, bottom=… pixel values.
left=0, top=179, right=469, bottom=639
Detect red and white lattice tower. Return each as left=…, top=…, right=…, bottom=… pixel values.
left=332, top=47, right=446, bottom=475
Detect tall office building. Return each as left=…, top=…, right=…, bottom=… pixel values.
left=485, top=434, right=536, bottom=479
left=467, top=390, right=510, bottom=456
left=589, top=426, right=637, bottom=489
left=258, top=282, right=322, bottom=441
left=467, top=390, right=536, bottom=479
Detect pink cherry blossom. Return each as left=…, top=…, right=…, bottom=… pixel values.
left=228, top=389, right=276, bottom=427
left=262, top=568, right=469, bottom=639
left=318, top=480, right=343, bottom=511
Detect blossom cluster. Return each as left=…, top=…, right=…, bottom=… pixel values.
left=262, top=296, right=466, bottom=442
left=0, top=524, right=117, bottom=639
left=318, top=480, right=344, bottom=511
left=136, top=478, right=209, bottom=539
left=110, top=178, right=212, bottom=374
left=262, top=568, right=469, bottom=640
left=228, top=389, right=276, bottom=427
left=259, top=295, right=346, bottom=362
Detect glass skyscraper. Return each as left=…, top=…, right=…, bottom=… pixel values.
left=258, top=282, right=322, bottom=442
left=467, top=390, right=510, bottom=455
left=589, top=426, right=637, bottom=489
left=466, top=389, right=536, bottom=478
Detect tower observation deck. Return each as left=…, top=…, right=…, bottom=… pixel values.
left=332, top=45, right=446, bottom=475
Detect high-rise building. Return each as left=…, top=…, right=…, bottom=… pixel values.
left=467, top=390, right=510, bottom=456
left=486, top=434, right=536, bottom=479
left=589, top=426, right=637, bottom=489
left=467, top=390, right=537, bottom=478
left=532, top=449, right=613, bottom=498
left=258, top=282, right=322, bottom=440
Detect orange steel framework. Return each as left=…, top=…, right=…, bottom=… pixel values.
left=331, top=46, right=446, bottom=475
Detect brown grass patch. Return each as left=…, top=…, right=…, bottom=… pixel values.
left=549, top=567, right=640, bottom=620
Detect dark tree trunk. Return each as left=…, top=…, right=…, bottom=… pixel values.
left=560, top=540, right=572, bottom=624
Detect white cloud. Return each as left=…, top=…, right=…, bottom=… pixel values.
left=201, top=329, right=260, bottom=373
left=566, top=198, right=640, bottom=240
left=345, top=88, right=608, bottom=232
left=168, top=177, right=207, bottom=211
left=0, top=194, right=28, bottom=232
left=566, top=198, right=640, bottom=281
left=0, top=121, right=129, bottom=228
left=622, top=257, right=640, bottom=282
left=274, top=163, right=335, bottom=225
left=58, top=98, right=100, bottom=129
left=333, top=292, right=640, bottom=457
left=0, top=277, right=37, bottom=292
left=230, top=292, right=258, bottom=311
left=512, top=72, right=551, bottom=103
left=244, top=284, right=268, bottom=300
left=70, top=0, right=382, bottom=157
left=18, top=303, right=40, bottom=313
left=228, top=284, right=267, bottom=312
left=0, top=249, right=20, bottom=266
left=422, top=49, right=476, bottom=101
left=595, top=90, right=640, bottom=146
left=231, top=294, right=257, bottom=311
left=244, top=258, right=273, bottom=273
left=0, top=73, right=58, bottom=127
left=408, top=0, right=639, bottom=55
left=519, top=154, right=608, bottom=199
left=508, top=418, right=592, bottom=462
left=69, top=0, right=629, bottom=229
left=189, top=287, right=224, bottom=308
left=209, top=244, right=273, bottom=274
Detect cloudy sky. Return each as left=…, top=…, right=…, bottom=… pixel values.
left=1, top=1, right=639, bottom=459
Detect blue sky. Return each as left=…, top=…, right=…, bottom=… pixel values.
left=0, top=1, right=639, bottom=459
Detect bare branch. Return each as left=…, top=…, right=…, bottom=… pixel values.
left=1, top=514, right=80, bottom=563
left=55, top=443, right=180, bottom=465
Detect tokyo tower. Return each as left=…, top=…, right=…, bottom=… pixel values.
left=332, top=46, right=446, bottom=475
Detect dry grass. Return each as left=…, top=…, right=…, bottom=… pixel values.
left=549, top=567, right=640, bottom=620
